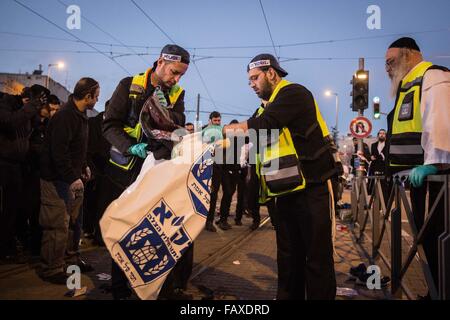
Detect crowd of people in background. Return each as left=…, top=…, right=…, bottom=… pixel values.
left=0, top=78, right=386, bottom=287
left=1, top=36, right=448, bottom=301
left=0, top=80, right=102, bottom=280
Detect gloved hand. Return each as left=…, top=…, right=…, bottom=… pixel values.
left=128, top=143, right=149, bottom=159
left=202, top=125, right=223, bottom=143
left=409, top=165, right=438, bottom=187
left=154, top=88, right=168, bottom=108
left=69, top=178, right=84, bottom=199
left=240, top=142, right=254, bottom=168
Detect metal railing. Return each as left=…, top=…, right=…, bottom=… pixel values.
left=350, top=174, right=450, bottom=300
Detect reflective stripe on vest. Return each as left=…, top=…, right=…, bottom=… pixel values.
left=389, top=61, right=433, bottom=167
left=256, top=80, right=306, bottom=203
left=109, top=68, right=184, bottom=171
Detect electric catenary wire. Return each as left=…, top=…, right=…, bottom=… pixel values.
left=56, top=0, right=148, bottom=65
left=12, top=0, right=131, bottom=75
left=258, top=0, right=278, bottom=58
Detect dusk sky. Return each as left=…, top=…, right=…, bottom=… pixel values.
left=1, top=0, right=449, bottom=137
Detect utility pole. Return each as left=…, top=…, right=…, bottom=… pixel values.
left=357, top=58, right=365, bottom=178
left=196, top=93, right=200, bottom=130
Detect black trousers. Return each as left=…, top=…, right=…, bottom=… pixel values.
left=276, top=183, right=336, bottom=300
left=207, top=164, right=223, bottom=223
left=0, top=162, right=22, bottom=257
left=82, top=173, right=109, bottom=244
left=410, top=181, right=446, bottom=292
left=158, top=244, right=194, bottom=297
left=82, top=178, right=97, bottom=235
left=263, top=198, right=292, bottom=300
left=237, top=165, right=261, bottom=223
left=219, top=166, right=245, bottom=222
left=16, top=163, right=42, bottom=255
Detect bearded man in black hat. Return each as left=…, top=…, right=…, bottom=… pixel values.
left=384, top=37, right=450, bottom=299
left=101, top=44, right=193, bottom=300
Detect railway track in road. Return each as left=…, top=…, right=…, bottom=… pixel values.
left=190, top=215, right=272, bottom=280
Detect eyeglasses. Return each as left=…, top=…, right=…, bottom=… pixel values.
left=248, top=71, right=266, bottom=84
left=385, top=57, right=396, bottom=69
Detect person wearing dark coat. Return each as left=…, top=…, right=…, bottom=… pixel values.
left=0, top=85, right=49, bottom=262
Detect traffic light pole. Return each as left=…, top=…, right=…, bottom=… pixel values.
left=196, top=93, right=200, bottom=130
left=357, top=58, right=365, bottom=178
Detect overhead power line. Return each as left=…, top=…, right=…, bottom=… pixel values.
left=186, top=110, right=251, bottom=117
left=258, top=0, right=278, bottom=57
left=130, top=0, right=176, bottom=44
left=5, top=48, right=447, bottom=64
left=200, top=96, right=249, bottom=114
left=192, top=62, right=217, bottom=109
left=129, top=0, right=218, bottom=110
left=12, top=0, right=131, bottom=75
left=0, top=48, right=391, bottom=61
left=1, top=28, right=449, bottom=51
left=0, top=31, right=159, bottom=49
left=56, top=0, right=148, bottom=65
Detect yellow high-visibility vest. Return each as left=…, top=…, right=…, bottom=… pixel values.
left=110, top=68, right=184, bottom=171
left=255, top=79, right=330, bottom=203
left=389, top=61, right=433, bottom=168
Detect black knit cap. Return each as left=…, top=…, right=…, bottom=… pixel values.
left=388, top=37, right=421, bottom=52
left=161, top=44, right=190, bottom=65
left=247, top=54, right=288, bottom=77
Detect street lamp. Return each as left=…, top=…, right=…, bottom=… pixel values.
left=325, top=90, right=339, bottom=132
left=46, top=62, right=65, bottom=89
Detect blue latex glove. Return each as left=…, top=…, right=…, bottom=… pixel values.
left=154, top=88, right=168, bottom=108
left=202, top=125, right=223, bottom=143
left=128, top=143, right=148, bottom=159
left=409, top=165, right=438, bottom=187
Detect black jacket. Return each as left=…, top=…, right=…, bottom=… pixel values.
left=103, top=71, right=185, bottom=161
left=87, top=112, right=110, bottom=176
left=370, top=141, right=386, bottom=174
left=247, top=83, right=338, bottom=184
left=0, top=94, right=39, bottom=163
left=40, top=96, right=88, bottom=184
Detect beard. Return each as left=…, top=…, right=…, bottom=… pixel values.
left=256, top=79, right=273, bottom=101
left=257, top=90, right=271, bottom=101
left=160, top=80, right=175, bottom=90
left=389, top=59, right=411, bottom=98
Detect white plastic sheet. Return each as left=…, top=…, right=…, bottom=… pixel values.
left=100, top=133, right=214, bottom=300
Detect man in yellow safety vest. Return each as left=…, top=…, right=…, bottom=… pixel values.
left=223, top=54, right=342, bottom=300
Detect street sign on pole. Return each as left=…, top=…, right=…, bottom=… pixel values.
left=350, top=116, right=372, bottom=139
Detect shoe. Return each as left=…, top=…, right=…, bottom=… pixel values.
left=217, top=220, right=232, bottom=231
left=76, top=257, right=94, bottom=273
left=167, top=288, right=193, bottom=300
left=249, top=221, right=260, bottom=231
left=41, top=272, right=68, bottom=285
left=205, top=221, right=217, bottom=232
left=349, top=263, right=366, bottom=279
left=234, top=219, right=243, bottom=226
